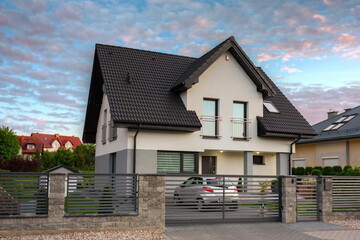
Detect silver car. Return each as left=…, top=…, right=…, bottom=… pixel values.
left=174, top=177, right=239, bottom=211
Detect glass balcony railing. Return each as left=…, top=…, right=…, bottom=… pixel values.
left=231, top=118, right=251, bottom=140
left=201, top=115, right=221, bottom=138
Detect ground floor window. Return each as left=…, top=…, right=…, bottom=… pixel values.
left=157, top=151, right=198, bottom=173
left=253, top=155, right=264, bottom=165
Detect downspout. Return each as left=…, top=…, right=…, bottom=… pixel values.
left=289, top=136, right=301, bottom=175
left=133, top=124, right=141, bottom=174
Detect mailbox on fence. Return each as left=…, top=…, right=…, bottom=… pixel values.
left=324, top=178, right=332, bottom=191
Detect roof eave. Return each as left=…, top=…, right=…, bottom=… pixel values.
left=113, top=122, right=201, bottom=132
left=298, top=134, right=360, bottom=145
left=259, top=131, right=317, bottom=139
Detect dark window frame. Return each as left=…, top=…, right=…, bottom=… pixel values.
left=253, top=155, right=265, bottom=165
left=157, top=151, right=199, bottom=174
left=202, top=98, right=219, bottom=138
left=232, top=101, right=248, bottom=140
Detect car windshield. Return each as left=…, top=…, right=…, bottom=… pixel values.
left=207, top=178, right=233, bottom=187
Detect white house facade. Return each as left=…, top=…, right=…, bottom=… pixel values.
left=83, top=36, right=316, bottom=176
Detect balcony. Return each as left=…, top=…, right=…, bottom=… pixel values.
left=231, top=118, right=251, bottom=140
left=201, top=115, right=222, bottom=138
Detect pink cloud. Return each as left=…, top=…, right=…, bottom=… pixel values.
left=313, top=14, right=327, bottom=24
left=281, top=67, right=302, bottom=73
left=333, top=33, right=357, bottom=52
left=341, top=47, right=360, bottom=59
left=257, top=53, right=281, bottom=62
left=323, top=0, right=334, bottom=6
left=194, top=17, right=213, bottom=28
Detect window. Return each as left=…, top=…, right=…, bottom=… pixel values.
left=108, top=122, right=117, bottom=141
left=292, top=158, right=306, bottom=168
left=263, top=101, right=279, bottom=113
left=27, top=144, right=35, bottom=150
left=110, top=153, right=116, bottom=173
left=323, top=114, right=357, bottom=132
left=253, top=156, right=264, bottom=165
left=322, top=156, right=339, bottom=167
left=157, top=151, right=198, bottom=173
left=102, top=109, right=107, bottom=144
left=232, top=102, right=248, bottom=139
left=202, top=99, right=218, bottom=137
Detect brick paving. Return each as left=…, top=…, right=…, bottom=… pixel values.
left=165, top=222, right=356, bottom=240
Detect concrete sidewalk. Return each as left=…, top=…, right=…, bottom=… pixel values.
left=165, top=222, right=359, bottom=240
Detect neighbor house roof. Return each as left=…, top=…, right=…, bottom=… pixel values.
left=31, top=133, right=82, bottom=150
left=298, top=105, right=360, bottom=144
left=83, top=36, right=316, bottom=143
left=17, top=135, right=43, bottom=154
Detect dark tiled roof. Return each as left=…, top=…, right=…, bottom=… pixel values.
left=298, top=105, right=360, bottom=144
left=83, top=36, right=316, bottom=143
left=257, top=68, right=317, bottom=137
left=96, top=44, right=201, bottom=129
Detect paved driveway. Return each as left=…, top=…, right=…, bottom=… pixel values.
left=165, top=221, right=360, bottom=240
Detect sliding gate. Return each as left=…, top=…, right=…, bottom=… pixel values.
left=165, top=174, right=280, bottom=224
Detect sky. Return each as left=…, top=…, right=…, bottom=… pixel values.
left=1, top=0, right=360, bottom=139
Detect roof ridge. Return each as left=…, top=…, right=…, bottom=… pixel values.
left=95, top=43, right=197, bottom=60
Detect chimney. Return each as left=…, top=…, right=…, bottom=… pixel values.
left=327, top=110, right=338, bottom=119
left=55, top=133, right=60, bottom=138
left=344, top=108, right=353, bottom=112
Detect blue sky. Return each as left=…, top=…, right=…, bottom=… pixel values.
left=1, top=0, right=359, bottom=139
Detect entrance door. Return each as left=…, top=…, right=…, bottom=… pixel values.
left=202, top=156, right=216, bottom=174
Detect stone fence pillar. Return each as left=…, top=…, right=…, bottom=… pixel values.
left=317, top=176, right=333, bottom=221
left=48, top=173, right=66, bottom=220
left=280, top=176, right=297, bottom=223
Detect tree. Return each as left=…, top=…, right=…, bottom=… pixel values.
left=0, top=126, right=20, bottom=161
left=73, top=144, right=95, bottom=171
left=40, top=151, right=57, bottom=170
left=54, top=149, right=75, bottom=168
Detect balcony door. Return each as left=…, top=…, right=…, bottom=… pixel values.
left=202, top=156, right=216, bottom=174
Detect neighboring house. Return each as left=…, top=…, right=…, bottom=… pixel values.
left=31, top=133, right=82, bottom=152
left=83, top=36, right=316, bottom=176
left=17, top=135, right=43, bottom=159
left=292, top=106, right=360, bottom=168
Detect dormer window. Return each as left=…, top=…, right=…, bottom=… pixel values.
left=27, top=144, right=35, bottom=150
left=263, top=101, right=279, bottom=113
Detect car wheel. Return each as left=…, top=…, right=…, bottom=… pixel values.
left=197, top=198, right=205, bottom=211
left=174, top=193, right=181, bottom=205
left=230, top=201, right=238, bottom=210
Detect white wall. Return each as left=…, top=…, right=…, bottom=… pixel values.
left=95, top=94, right=128, bottom=157
left=253, top=152, right=277, bottom=175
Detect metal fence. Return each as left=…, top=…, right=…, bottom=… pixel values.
left=333, top=176, right=360, bottom=211
left=165, top=174, right=280, bottom=224
left=65, top=173, right=138, bottom=216
left=0, top=172, right=49, bottom=217
left=296, top=176, right=317, bottom=221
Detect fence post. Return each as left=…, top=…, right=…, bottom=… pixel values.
left=317, top=176, right=333, bottom=221
left=48, top=173, right=66, bottom=220
left=280, top=176, right=297, bottom=223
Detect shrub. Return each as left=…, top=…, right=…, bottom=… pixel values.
left=343, top=165, right=352, bottom=172
left=296, top=167, right=305, bottom=175
left=0, top=169, right=10, bottom=172
left=313, top=166, right=323, bottom=173
left=291, top=167, right=296, bottom=175
left=332, top=166, right=342, bottom=175
left=311, top=169, right=322, bottom=176
left=323, top=166, right=333, bottom=175
left=305, top=167, right=313, bottom=175
left=0, top=157, right=41, bottom=172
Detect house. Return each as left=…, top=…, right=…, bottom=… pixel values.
left=31, top=133, right=82, bottom=152
left=83, top=36, right=316, bottom=176
left=292, top=106, right=360, bottom=168
left=17, top=135, right=43, bottom=159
